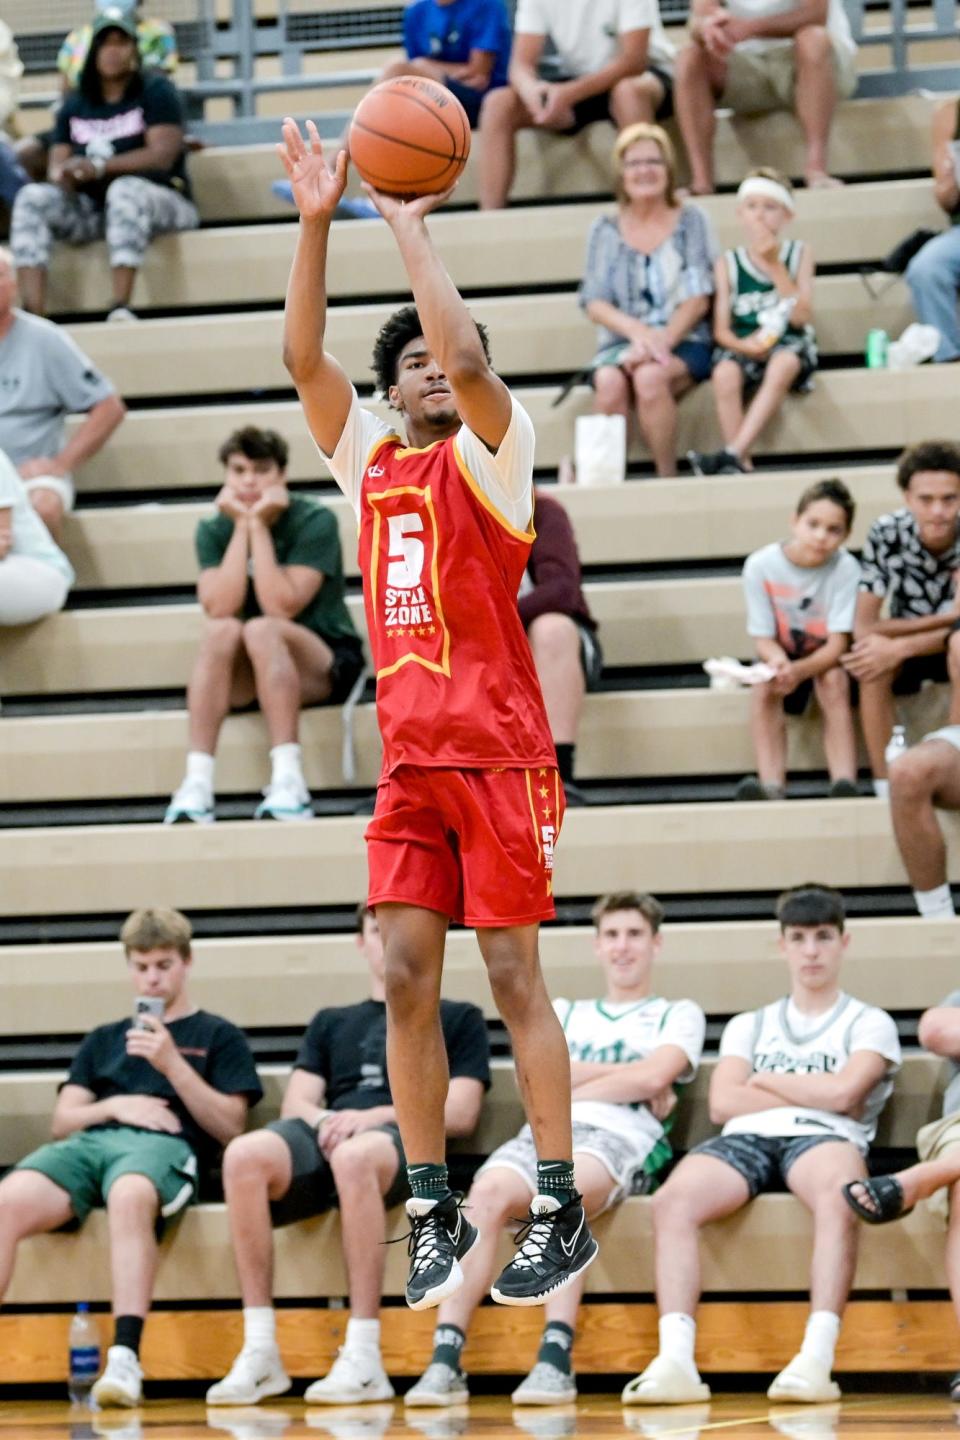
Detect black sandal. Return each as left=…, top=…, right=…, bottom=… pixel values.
left=842, top=1175, right=912, bottom=1225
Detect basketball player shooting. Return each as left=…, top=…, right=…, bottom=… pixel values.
left=278, top=117, right=598, bottom=1311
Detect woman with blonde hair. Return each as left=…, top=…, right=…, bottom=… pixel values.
left=578, top=123, right=716, bottom=477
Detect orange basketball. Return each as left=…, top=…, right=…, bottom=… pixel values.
left=348, top=76, right=471, bottom=196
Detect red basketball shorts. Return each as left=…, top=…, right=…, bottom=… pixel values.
left=365, top=765, right=565, bottom=928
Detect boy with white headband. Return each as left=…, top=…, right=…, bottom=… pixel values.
left=689, top=169, right=817, bottom=477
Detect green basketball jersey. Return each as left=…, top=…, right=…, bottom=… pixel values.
left=725, top=240, right=810, bottom=341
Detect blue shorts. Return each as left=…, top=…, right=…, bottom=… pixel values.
left=440, top=77, right=486, bottom=128
left=692, top=1132, right=851, bottom=1198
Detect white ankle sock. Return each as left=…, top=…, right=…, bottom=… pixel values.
left=873, top=778, right=890, bottom=799
left=270, top=742, right=303, bottom=786
left=243, top=1306, right=276, bottom=1351
left=800, top=1310, right=840, bottom=1370
left=186, top=750, right=215, bottom=790
left=915, top=883, right=956, bottom=920
left=345, top=1317, right=381, bottom=1354
left=658, top=1312, right=698, bottom=1375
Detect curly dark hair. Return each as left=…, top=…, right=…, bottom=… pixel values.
left=896, top=440, right=960, bottom=491
left=371, top=304, right=491, bottom=396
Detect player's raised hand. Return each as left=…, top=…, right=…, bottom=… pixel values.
left=359, top=178, right=457, bottom=225
left=277, top=117, right=347, bottom=219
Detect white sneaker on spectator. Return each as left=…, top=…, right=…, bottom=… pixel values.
left=303, top=1347, right=394, bottom=1404
left=254, top=776, right=313, bottom=821
left=91, top=1346, right=143, bottom=1408
left=164, top=776, right=215, bottom=825
left=206, top=1346, right=292, bottom=1405
left=106, top=305, right=139, bottom=323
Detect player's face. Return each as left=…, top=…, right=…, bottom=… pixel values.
left=126, top=947, right=190, bottom=1004
left=780, top=924, right=847, bottom=992
left=594, top=909, right=661, bottom=992
left=390, top=336, right=460, bottom=431
left=790, top=499, right=850, bottom=564
left=223, top=453, right=285, bottom=505
left=358, top=913, right=385, bottom=985
left=903, top=470, right=960, bottom=552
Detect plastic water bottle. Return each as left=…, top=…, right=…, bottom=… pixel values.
left=68, top=1303, right=100, bottom=1405
left=885, top=724, right=908, bottom=768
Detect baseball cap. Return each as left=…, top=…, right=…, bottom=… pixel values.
left=91, top=6, right=139, bottom=40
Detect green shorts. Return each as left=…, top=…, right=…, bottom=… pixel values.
left=16, top=1125, right=198, bottom=1226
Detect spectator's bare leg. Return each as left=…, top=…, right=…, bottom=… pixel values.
left=651, top=1157, right=750, bottom=1315
left=111, top=265, right=136, bottom=309
left=889, top=741, right=960, bottom=890
left=858, top=673, right=897, bottom=780
left=793, top=26, right=842, bottom=188
left=15, top=264, right=46, bottom=315
left=729, top=349, right=801, bottom=463
left=429, top=1169, right=529, bottom=1332
left=186, top=616, right=252, bottom=754
left=527, top=612, right=584, bottom=746
left=593, top=365, right=631, bottom=419
left=944, top=1180, right=960, bottom=1335
left=948, top=630, right=960, bottom=722
left=29, top=486, right=65, bottom=543
left=378, top=903, right=449, bottom=1163
left=813, top=667, right=857, bottom=783
left=0, top=1171, right=75, bottom=1298
left=106, top=1174, right=161, bottom=1320
left=221, top=1131, right=293, bottom=1307
left=787, top=1141, right=864, bottom=1316
left=674, top=43, right=727, bottom=195
left=712, top=358, right=746, bottom=453
left=330, top=1132, right=399, bottom=1318
left=243, top=617, right=333, bottom=745
left=750, top=682, right=787, bottom=787
left=477, top=87, right=535, bottom=211
left=631, top=356, right=692, bottom=477
left=610, top=72, right=667, bottom=127
left=853, top=1155, right=960, bottom=1216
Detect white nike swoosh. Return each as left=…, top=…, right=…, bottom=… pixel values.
left=559, top=1217, right=583, bottom=1258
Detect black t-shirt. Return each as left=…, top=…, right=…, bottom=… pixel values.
left=65, top=1009, right=263, bottom=1170
left=294, top=998, right=491, bottom=1109
left=55, top=73, right=191, bottom=202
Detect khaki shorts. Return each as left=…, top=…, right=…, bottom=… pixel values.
left=722, top=39, right=857, bottom=113
left=916, top=1111, right=960, bottom=1223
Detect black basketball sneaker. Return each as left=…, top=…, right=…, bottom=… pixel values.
left=490, top=1192, right=598, bottom=1306
left=404, top=1193, right=479, bottom=1310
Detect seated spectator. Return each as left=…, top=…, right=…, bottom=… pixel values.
left=0, top=446, right=75, bottom=625
left=406, top=889, right=705, bottom=1409
left=207, top=904, right=489, bottom=1408
left=0, top=22, right=26, bottom=218
left=579, top=124, right=714, bottom=478
left=10, top=10, right=198, bottom=323
left=0, top=907, right=262, bottom=1409
left=165, top=426, right=364, bottom=826
left=519, top=490, right=603, bottom=806
left=622, top=884, right=900, bottom=1407
left=905, top=98, right=960, bottom=365
left=689, top=170, right=816, bottom=477
left=0, top=245, right=125, bottom=540
left=478, top=0, right=675, bottom=211
left=843, top=996, right=960, bottom=1399
left=842, top=441, right=960, bottom=797
left=887, top=728, right=960, bottom=919
left=674, top=0, right=856, bottom=194
left=736, top=479, right=859, bottom=802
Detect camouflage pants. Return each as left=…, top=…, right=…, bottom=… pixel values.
left=10, top=175, right=199, bottom=270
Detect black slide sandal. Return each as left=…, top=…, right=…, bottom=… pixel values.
left=842, top=1175, right=912, bottom=1225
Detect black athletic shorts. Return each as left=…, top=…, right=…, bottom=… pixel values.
left=267, top=1117, right=407, bottom=1227
left=893, top=651, right=949, bottom=695
left=691, top=1132, right=851, bottom=1199
left=556, top=68, right=673, bottom=132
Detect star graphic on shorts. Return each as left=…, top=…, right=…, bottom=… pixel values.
left=386, top=629, right=395, bottom=638
left=407, top=627, right=417, bottom=637
left=428, top=625, right=437, bottom=635
left=538, top=768, right=548, bottom=777
left=542, top=805, right=552, bottom=819
left=417, top=626, right=427, bottom=637
left=539, top=785, right=549, bottom=798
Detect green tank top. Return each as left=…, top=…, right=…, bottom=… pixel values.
left=725, top=240, right=810, bottom=341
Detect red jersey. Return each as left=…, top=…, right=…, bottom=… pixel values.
left=328, top=394, right=556, bottom=776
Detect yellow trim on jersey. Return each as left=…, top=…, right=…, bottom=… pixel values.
left=524, top=769, right=543, bottom=866
left=362, top=432, right=400, bottom=481
left=394, top=437, right=444, bottom=458
left=452, top=439, right=535, bottom=545
left=368, top=482, right=451, bottom=681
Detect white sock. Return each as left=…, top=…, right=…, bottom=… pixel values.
left=270, top=742, right=303, bottom=786
left=185, top=750, right=215, bottom=791
left=799, top=1310, right=840, bottom=1370
left=243, top=1306, right=277, bottom=1351
left=345, top=1317, right=381, bottom=1355
left=873, top=778, right=890, bottom=799
left=658, top=1312, right=698, bottom=1376
left=915, top=883, right=956, bottom=920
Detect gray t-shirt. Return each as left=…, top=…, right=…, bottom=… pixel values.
left=941, top=989, right=960, bottom=1117
left=0, top=310, right=116, bottom=467
left=742, top=541, right=859, bottom=659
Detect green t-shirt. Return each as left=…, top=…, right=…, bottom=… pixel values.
left=195, top=494, right=359, bottom=648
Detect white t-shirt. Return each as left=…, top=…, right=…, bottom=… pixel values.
left=323, top=388, right=535, bottom=535
left=719, top=993, right=901, bottom=1151
left=724, top=0, right=856, bottom=56
left=557, top=994, right=706, bottom=1154
left=515, top=0, right=675, bottom=76
left=0, top=447, right=74, bottom=586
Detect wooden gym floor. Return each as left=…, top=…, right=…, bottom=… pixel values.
left=2, top=1394, right=960, bottom=1438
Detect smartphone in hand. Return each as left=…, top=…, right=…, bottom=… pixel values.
left=133, top=996, right=166, bottom=1030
